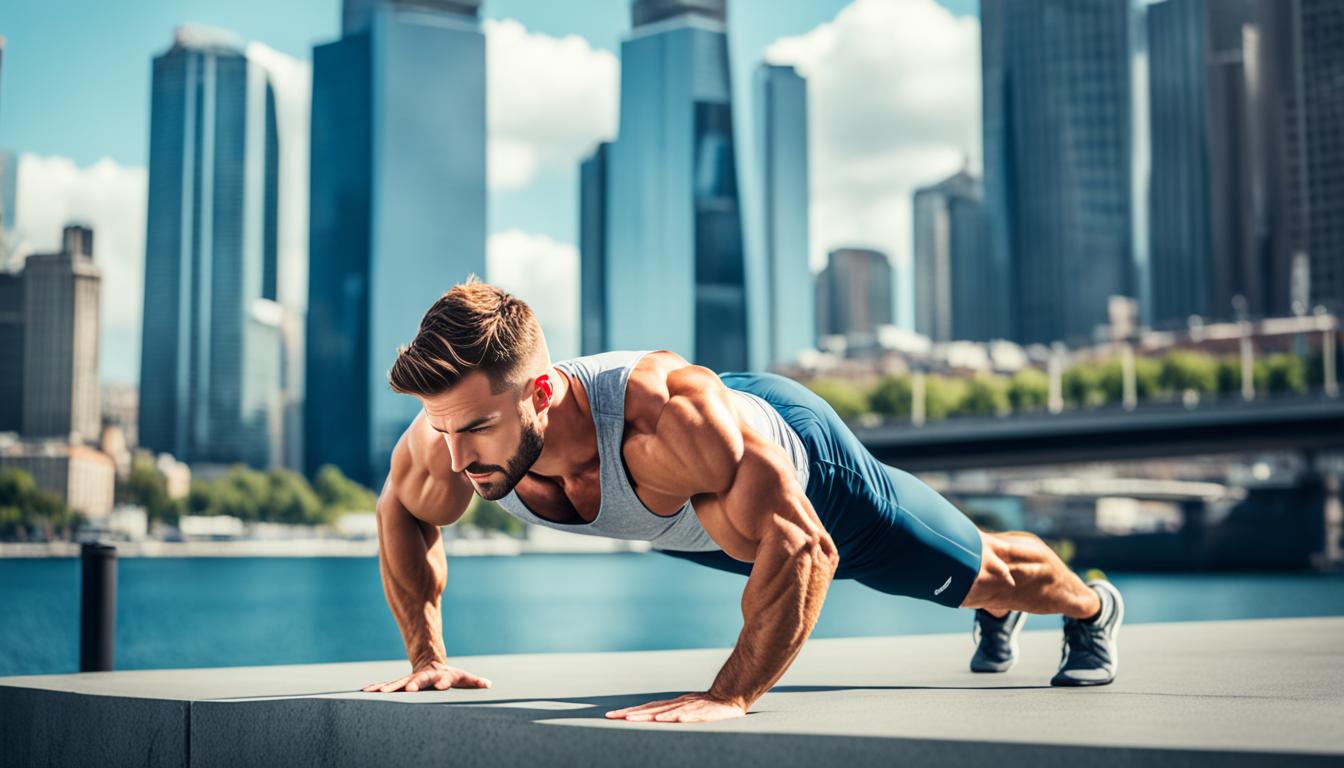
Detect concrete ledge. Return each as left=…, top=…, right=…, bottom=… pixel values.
left=3, top=617, right=1341, bottom=767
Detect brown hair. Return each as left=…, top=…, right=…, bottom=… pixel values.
left=388, top=275, right=545, bottom=397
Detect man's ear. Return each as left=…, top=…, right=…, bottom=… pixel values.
left=533, top=374, right=554, bottom=407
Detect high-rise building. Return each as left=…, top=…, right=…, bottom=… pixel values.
left=1256, top=0, right=1344, bottom=316
left=755, top=62, right=812, bottom=368
left=912, top=169, right=995, bottom=342
left=0, top=270, right=24, bottom=432
left=981, top=0, right=1137, bottom=345
left=23, top=225, right=101, bottom=443
left=306, top=0, right=486, bottom=487
left=579, top=142, right=609, bottom=356
left=605, top=0, right=750, bottom=372
left=1147, top=0, right=1259, bottom=326
left=815, top=248, right=894, bottom=345
left=138, top=26, right=283, bottom=469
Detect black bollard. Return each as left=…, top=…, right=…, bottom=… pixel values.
left=79, top=541, right=117, bottom=672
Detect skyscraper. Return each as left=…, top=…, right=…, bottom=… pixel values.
left=1147, top=0, right=1258, bottom=326
left=981, top=0, right=1137, bottom=345
left=138, top=26, right=283, bottom=469
left=23, top=226, right=101, bottom=443
left=0, top=270, right=24, bottom=432
left=605, top=0, right=750, bottom=372
left=755, top=62, right=812, bottom=368
left=306, top=0, right=486, bottom=487
left=1256, top=0, right=1344, bottom=316
left=815, top=248, right=894, bottom=345
left=913, top=169, right=994, bottom=343
left=579, top=142, right=609, bottom=356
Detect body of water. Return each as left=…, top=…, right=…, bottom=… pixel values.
left=2, top=553, right=1343, bottom=677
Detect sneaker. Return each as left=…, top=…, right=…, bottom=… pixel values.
left=1051, top=579, right=1124, bottom=687
left=970, top=608, right=1026, bottom=672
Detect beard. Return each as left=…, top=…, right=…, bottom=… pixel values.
left=467, top=418, right=545, bottom=501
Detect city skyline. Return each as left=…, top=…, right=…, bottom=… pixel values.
left=1, top=0, right=981, bottom=384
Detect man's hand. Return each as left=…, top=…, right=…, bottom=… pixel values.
left=361, top=659, right=492, bottom=693
left=604, top=692, right=746, bottom=723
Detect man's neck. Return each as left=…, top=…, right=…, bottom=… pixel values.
left=527, top=365, right=594, bottom=478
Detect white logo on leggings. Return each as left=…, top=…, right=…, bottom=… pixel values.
left=934, top=577, right=952, bottom=596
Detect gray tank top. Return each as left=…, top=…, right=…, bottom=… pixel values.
left=494, top=350, right=810, bottom=552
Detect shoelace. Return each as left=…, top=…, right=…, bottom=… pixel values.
left=972, top=610, right=1011, bottom=648
left=1060, top=598, right=1111, bottom=666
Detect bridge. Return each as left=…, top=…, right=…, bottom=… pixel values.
left=853, top=395, right=1344, bottom=472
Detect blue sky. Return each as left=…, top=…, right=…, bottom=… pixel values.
left=1, top=0, right=981, bottom=382
left=1, top=0, right=975, bottom=167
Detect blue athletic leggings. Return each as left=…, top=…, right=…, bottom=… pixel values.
left=658, top=371, right=983, bottom=609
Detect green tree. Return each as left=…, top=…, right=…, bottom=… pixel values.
left=924, top=375, right=967, bottom=421
left=1216, top=355, right=1243, bottom=397
left=959, top=374, right=1010, bottom=417
left=1007, top=367, right=1050, bottom=413
left=1063, top=363, right=1105, bottom=408
left=0, top=468, right=78, bottom=540
left=1159, top=351, right=1218, bottom=395
left=314, top=464, right=377, bottom=513
left=1261, top=353, right=1305, bottom=395
left=1097, top=356, right=1163, bottom=404
left=868, top=374, right=913, bottom=419
left=806, top=378, right=870, bottom=421
left=119, top=452, right=182, bottom=526
left=266, top=469, right=324, bottom=525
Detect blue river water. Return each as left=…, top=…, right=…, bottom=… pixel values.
left=2, top=553, right=1343, bottom=677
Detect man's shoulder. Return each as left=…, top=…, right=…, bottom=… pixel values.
left=623, top=350, right=725, bottom=430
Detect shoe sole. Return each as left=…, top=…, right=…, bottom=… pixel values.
left=1051, top=580, right=1124, bottom=687
left=971, top=611, right=1026, bottom=673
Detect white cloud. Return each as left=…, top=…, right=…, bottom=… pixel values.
left=12, top=154, right=147, bottom=385
left=765, top=0, right=981, bottom=291
left=485, top=18, right=619, bottom=190
left=486, top=230, right=579, bottom=360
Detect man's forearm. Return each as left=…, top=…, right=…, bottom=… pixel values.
left=707, top=531, right=839, bottom=710
left=377, top=505, right=449, bottom=667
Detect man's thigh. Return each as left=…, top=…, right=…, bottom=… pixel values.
left=845, top=465, right=984, bottom=609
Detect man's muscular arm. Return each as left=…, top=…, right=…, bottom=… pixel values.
left=362, top=430, right=490, bottom=693
left=608, top=367, right=839, bottom=720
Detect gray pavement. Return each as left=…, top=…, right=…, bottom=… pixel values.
left=2, top=616, right=1341, bottom=767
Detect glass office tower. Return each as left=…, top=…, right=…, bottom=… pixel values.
left=1147, top=0, right=1259, bottom=326
left=606, top=0, right=750, bottom=372
left=982, top=0, right=1136, bottom=345
left=756, top=62, right=812, bottom=368
left=579, top=142, right=610, bottom=357
left=913, top=169, right=994, bottom=342
left=306, top=0, right=486, bottom=488
left=139, top=26, right=283, bottom=468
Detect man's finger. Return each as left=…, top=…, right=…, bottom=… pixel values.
left=606, top=697, right=675, bottom=716
left=460, top=675, right=491, bottom=688
left=618, top=702, right=684, bottom=720
left=379, top=675, right=410, bottom=692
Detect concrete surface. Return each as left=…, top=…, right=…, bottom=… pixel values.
left=2, top=616, right=1341, bottom=767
